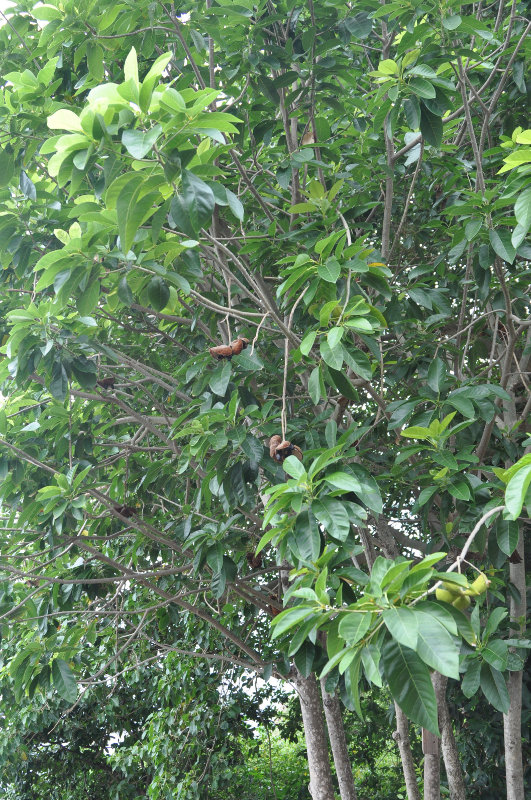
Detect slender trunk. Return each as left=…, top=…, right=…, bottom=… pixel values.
left=371, top=528, right=421, bottom=800
left=435, top=675, right=466, bottom=800
left=392, top=704, right=421, bottom=800
left=296, top=671, right=336, bottom=800
left=423, top=675, right=441, bottom=800
left=503, top=529, right=526, bottom=800
left=423, top=747, right=440, bottom=800
left=320, top=679, right=357, bottom=800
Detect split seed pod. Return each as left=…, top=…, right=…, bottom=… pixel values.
left=269, top=435, right=282, bottom=459
left=209, top=336, right=249, bottom=361
left=269, top=435, right=303, bottom=465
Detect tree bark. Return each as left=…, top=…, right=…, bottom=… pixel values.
left=423, top=748, right=440, bottom=800
left=423, top=674, right=441, bottom=800
left=295, top=671, right=336, bottom=800
left=320, top=679, right=357, bottom=800
left=503, top=528, right=526, bottom=800
left=393, top=704, right=421, bottom=800
left=434, top=675, right=466, bottom=800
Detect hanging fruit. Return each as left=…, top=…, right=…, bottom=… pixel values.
left=269, top=435, right=303, bottom=464
left=209, top=336, right=249, bottom=360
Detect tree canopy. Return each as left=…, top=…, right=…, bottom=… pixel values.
left=0, top=0, right=529, bottom=797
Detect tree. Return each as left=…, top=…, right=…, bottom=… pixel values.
left=0, top=0, right=529, bottom=798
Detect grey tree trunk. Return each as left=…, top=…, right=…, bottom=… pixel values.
left=320, top=679, right=357, bottom=800
left=503, top=529, right=526, bottom=800
left=423, top=675, right=441, bottom=800
left=296, top=671, right=336, bottom=800
left=392, top=703, right=421, bottom=800
left=433, top=674, right=466, bottom=800
left=375, top=524, right=422, bottom=800
left=423, top=747, right=440, bottom=800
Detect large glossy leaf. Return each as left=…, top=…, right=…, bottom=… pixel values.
left=382, top=639, right=440, bottom=735
left=170, top=170, right=215, bottom=237
left=311, top=497, right=350, bottom=541
left=414, top=611, right=459, bottom=678
left=293, top=509, right=320, bottom=562
left=51, top=658, right=78, bottom=703
left=382, top=607, right=418, bottom=650
left=480, top=663, right=510, bottom=713
left=505, top=463, right=531, bottom=519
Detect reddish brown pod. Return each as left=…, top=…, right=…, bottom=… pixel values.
left=269, top=435, right=303, bottom=465
left=269, top=435, right=282, bottom=459
left=209, top=336, right=249, bottom=361
left=97, top=377, right=115, bottom=389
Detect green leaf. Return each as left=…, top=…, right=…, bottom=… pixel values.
left=226, top=189, right=244, bottom=221
left=338, top=611, right=372, bottom=645
left=482, top=639, right=508, bottom=671
left=271, top=606, right=315, bottom=638
left=410, top=78, right=436, bottom=99
left=400, top=426, right=431, bottom=440
left=465, top=218, right=482, bottom=241
left=327, top=326, right=344, bottom=349
left=118, top=276, right=134, bottom=306
left=415, top=611, right=459, bottom=678
left=361, top=644, right=383, bottom=687
left=294, top=641, right=315, bottom=678
left=209, top=360, right=231, bottom=396
left=514, top=187, right=531, bottom=229
left=170, top=170, right=215, bottom=237
left=116, top=178, right=159, bottom=253
left=147, top=276, right=170, bottom=311
left=325, top=471, right=363, bottom=493
left=378, top=59, right=398, bottom=75
left=293, top=510, right=321, bottom=562
left=420, top=104, right=443, bottom=147
left=462, top=659, right=481, bottom=697
left=51, top=658, right=78, bottom=703
left=342, top=347, right=372, bottom=380
left=382, top=639, right=440, bottom=735
left=382, top=607, right=418, bottom=649
left=447, top=480, right=471, bottom=500
left=484, top=607, right=508, bottom=639
left=122, top=125, right=162, bottom=159
left=480, top=663, right=510, bottom=713
left=47, top=109, right=84, bottom=133
left=489, top=229, right=516, bottom=264
left=427, top=357, right=446, bottom=393
left=505, top=463, right=531, bottom=519
left=318, top=258, right=341, bottom=283
left=496, top=519, right=519, bottom=556
left=320, top=340, right=344, bottom=370
left=50, top=361, right=68, bottom=401
left=312, top=497, right=350, bottom=542
left=327, top=368, right=359, bottom=401
left=442, top=14, right=462, bottom=29
left=283, top=455, right=306, bottom=480
left=300, top=330, right=317, bottom=356
left=308, top=365, right=323, bottom=404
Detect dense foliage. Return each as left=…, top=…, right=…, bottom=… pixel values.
left=0, top=0, right=529, bottom=797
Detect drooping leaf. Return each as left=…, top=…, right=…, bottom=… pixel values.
left=382, top=639, right=440, bottom=734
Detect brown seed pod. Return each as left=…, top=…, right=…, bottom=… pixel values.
left=115, top=504, right=136, bottom=518
left=97, top=377, right=115, bottom=389
left=209, top=336, right=249, bottom=361
left=269, top=436, right=303, bottom=464
left=269, top=435, right=282, bottom=459
left=246, top=551, right=263, bottom=570
left=229, top=336, right=249, bottom=356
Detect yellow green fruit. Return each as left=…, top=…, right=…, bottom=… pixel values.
left=436, top=587, right=459, bottom=604
left=442, top=580, right=467, bottom=596
left=465, top=572, right=490, bottom=597
left=452, top=594, right=471, bottom=610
